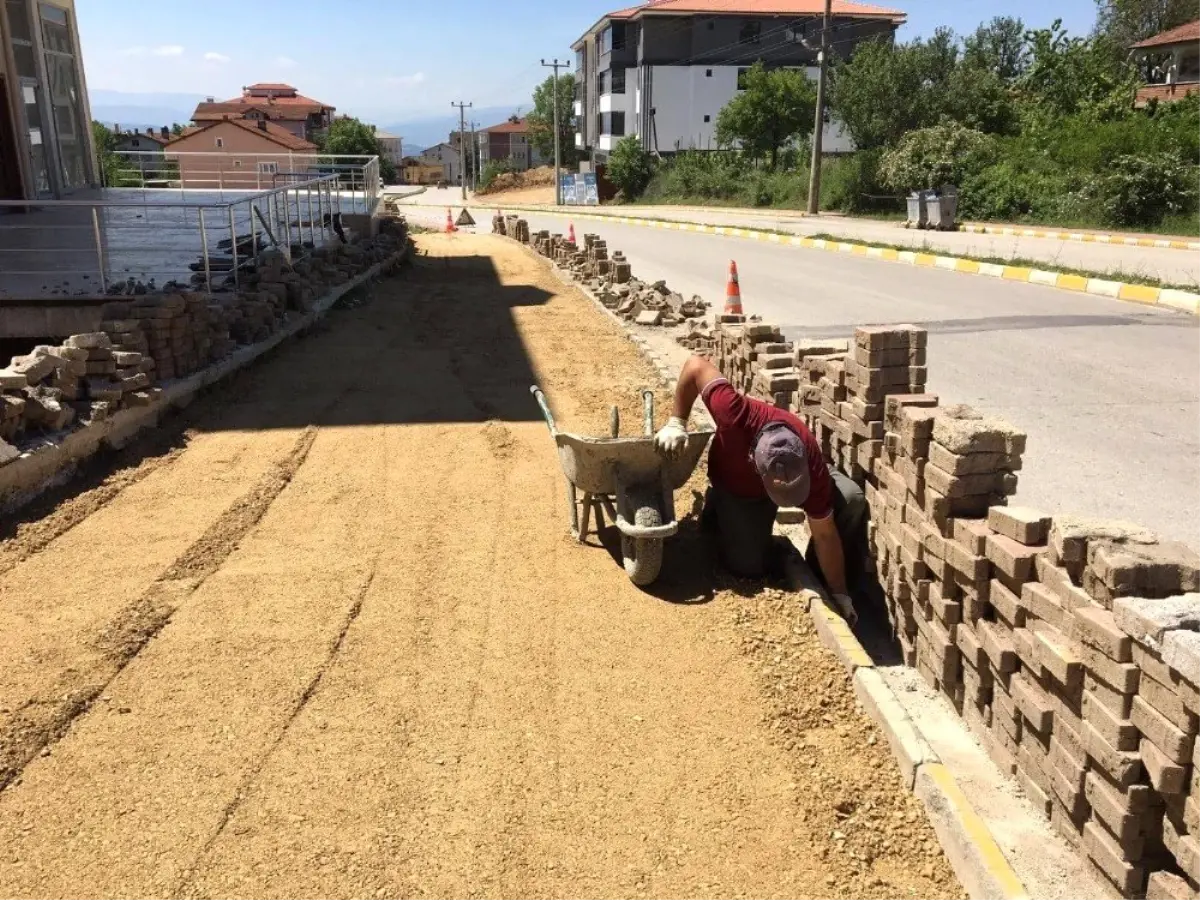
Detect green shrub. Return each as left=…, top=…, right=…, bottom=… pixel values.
left=606, top=136, right=654, bottom=200
left=879, top=122, right=997, bottom=192
left=478, top=160, right=514, bottom=192
left=819, top=150, right=890, bottom=213
left=1093, top=153, right=1199, bottom=227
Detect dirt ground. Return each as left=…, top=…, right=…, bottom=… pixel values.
left=488, top=184, right=555, bottom=206
left=0, top=234, right=962, bottom=900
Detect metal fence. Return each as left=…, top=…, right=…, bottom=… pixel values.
left=0, top=173, right=350, bottom=300
left=106, top=150, right=381, bottom=216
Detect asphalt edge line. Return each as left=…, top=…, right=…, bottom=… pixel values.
left=499, top=229, right=1028, bottom=900
left=496, top=206, right=1200, bottom=316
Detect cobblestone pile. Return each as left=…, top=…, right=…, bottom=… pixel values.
left=709, top=319, right=1200, bottom=900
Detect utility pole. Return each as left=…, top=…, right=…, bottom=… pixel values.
left=806, top=0, right=832, bottom=215
left=541, top=58, right=567, bottom=206
left=469, top=120, right=478, bottom=191
left=451, top=100, right=472, bottom=202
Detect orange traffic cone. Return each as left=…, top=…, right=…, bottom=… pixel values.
left=724, top=260, right=744, bottom=315
left=567, top=222, right=576, bottom=244
left=444, top=208, right=457, bottom=234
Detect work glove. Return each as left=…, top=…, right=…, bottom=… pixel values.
left=654, top=416, right=688, bottom=459
left=831, top=592, right=858, bottom=628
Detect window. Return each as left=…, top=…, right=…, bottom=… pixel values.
left=599, top=26, right=612, bottom=55
left=703, top=115, right=711, bottom=123
left=576, top=47, right=586, bottom=72
left=739, top=19, right=762, bottom=44
left=612, top=67, right=626, bottom=94
left=215, top=137, right=224, bottom=148
left=599, top=70, right=610, bottom=95
left=131, top=138, right=140, bottom=147
left=233, top=159, right=242, bottom=168
left=601, top=111, right=625, bottom=136
left=258, top=161, right=279, bottom=174
left=705, top=69, right=712, bottom=77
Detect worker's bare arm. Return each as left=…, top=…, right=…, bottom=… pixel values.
left=671, top=355, right=724, bottom=421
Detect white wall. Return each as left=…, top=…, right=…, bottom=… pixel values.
left=646, top=65, right=854, bottom=155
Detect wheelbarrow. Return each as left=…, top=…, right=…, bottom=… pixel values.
left=531, top=384, right=715, bottom=586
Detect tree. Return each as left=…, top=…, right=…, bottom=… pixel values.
left=963, top=16, right=1029, bottom=81
left=527, top=74, right=576, bottom=166
left=92, top=121, right=136, bottom=187
left=714, top=62, right=816, bottom=169
left=1018, top=21, right=1139, bottom=122
left=1094, top=0, right=1195, bottom=46
left=319, top=116, right=397, bottom=183
left=605, top=135, right=653, bottom=198
left=171, top=123, right=185, bottom=136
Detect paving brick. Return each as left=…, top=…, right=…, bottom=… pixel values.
left=1130, top=695, right=1194, bottom=764
left=1162, top=627, right=1200, bottom=687
left=1038, top=556, right=1095, bottom=612
left=987, top=505, right=1051, bottom=546
left=944, top=537, right=990, bottom=582
left=1085, top=674, right=1133, bottom=720
left=1161, top=818, right=1200, bottom=891
left=954, top=621, right=987, bottom=670
left=986, top=531, right=1044, bottom=582
left=1089, top=541, right=1200, bottom=597
left=1084, top=772, right=1148, bottom=857
left=1083, top=720, right=1143, bottom=788
left=1070, top=606, right=1133, bottom=662
left=1137, top=670, right=1197, bottom=727
left=1083, top=690, right=1140, bottom=751
left=1146, top=871, right=1196, bottom=900
left=1022, top=581, right=1068, bottom=631
left=988, top=578, right=1025, bottom=627
left=928, top=443, right=1009, bottom=476
left=953, top=518, right=992, bottom=555
left=1083, top=819, right=1145, bottom=896
left=1140, top=735, right=1188, bottom=794
left=978, top=620, right=1018, bottom=674
left=1016, top=764, right=1054, bottom=818
left=1012, top=671, right=1054, bottom=734
left=932, top=406, right=1026, bottom=456
left=1031, top=621, right=1084, bottom=692
left=1078, top=641, right=1141, bottom=696
left=1112, top=593, right=1200, bottom=646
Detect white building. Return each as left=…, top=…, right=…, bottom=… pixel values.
left=570, top=0, right=904, bottom=161
left=373, top=128, right=403, bottom=168
left=418, top=141, right=460, bottom=184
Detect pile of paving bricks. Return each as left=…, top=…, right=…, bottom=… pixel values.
left=506, top=222, right=711, bottom=328
left=0, top=233, right=406, bottom=468
left=707, top=320, right=1199, bottom=900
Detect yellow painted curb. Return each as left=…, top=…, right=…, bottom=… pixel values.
left=960, top=222, right=1200, bottom=252
left=810, top=599, right=875, bottom=670
left=494, top=206, right=1200, bottom=316
left=918, top=764, right=1030, bottom=900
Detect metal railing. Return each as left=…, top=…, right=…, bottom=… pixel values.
left=0, top=173, right=349, bottom=300
left=105, top=150, right=381, bottom=216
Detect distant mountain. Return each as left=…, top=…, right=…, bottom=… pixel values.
left=403, top=144, right=427, bottom=159
left=383, top=105, right=519, bottom=149
left=89, top=89, right=208, bottom=130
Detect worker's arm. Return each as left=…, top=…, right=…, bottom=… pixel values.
left=655, top=355, right=723, bottom=458
left=808, top=513, right=849, bottom=596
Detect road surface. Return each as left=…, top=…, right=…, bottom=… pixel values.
left=403, top=200, right=1200, bottom=546
left=0, top=236, right=959, bottom=900
left=404, top=187, right=1200, bottom=287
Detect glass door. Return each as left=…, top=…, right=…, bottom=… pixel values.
left=40, top=3, right=89, bottom=192
left=6, top=0, right=53, bottom=196
left=19, top=78, right=51, bottom=196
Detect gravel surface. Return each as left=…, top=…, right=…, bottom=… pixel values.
left=0, top=235, right=961, bottom=899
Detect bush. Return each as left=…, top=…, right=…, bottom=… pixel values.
left=478, top=160, right=514, bottom=192
left=879, top=122, right=997, bottom=192
left=819, top=150, right=890, bottom=213
left=605, top=136, right=654, bottom=199
left=1093, top=153, right=1199, bottom=227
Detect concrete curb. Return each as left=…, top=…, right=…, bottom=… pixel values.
left=0, top=246, right=409, bottom=515
left=958, top=222, right=1200, bottom=251
left=506, top=227, right=1029, bottom=900
left=496, top=205, right=1200, bottom=317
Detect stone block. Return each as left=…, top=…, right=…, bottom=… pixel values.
left=987, top=505, right=1051, bottom=545
left=1140, top=735, right=1188, bottom=794
left=65, top=332, right=113, bottom=350
left=634, top=309, right=663, bottom=326
left=1070, top=606, right=1133, bottom=662
left=1090, top=541, right=1200, bottom=598
left=1112, top=594, right=1200, bottom=647
left=1129, top=695, right=1193, bottom=764
left=985, top=531, right=1044, bottom=582
left=932, top=404, right=1026, bottom=456
left=1146, top=871, right=1195, bottom=900
left=1031, top=621, right=1084, bottom=692
left=1083, top=690, right=1139, bottom=750
left=0, top=369, right=28, bottom=390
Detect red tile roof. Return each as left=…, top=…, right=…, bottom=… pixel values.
left=167, top=117, right=317, bottom=151
left=483, top=117, right=530, bottom=134
left=192, top=87, right=333, bottom=122
left=1135, top=81, right=1200, bottom=106
left=245, top=82, right=298, bottom=92
left=1131, top=19, right=1200, bottom=48
left=613, top=0, right=902, bottom=20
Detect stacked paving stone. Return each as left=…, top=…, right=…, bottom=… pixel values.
left=518, top=224, right=711, bottom=329
left=707, top=321, right=1200, bottom=899
left=0, top=233, right=406, bottom=469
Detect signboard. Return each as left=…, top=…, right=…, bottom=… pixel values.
left=561, top=173, right=599, bottom=206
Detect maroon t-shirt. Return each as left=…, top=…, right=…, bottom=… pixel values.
left=701, top=378, right=833, bottom=519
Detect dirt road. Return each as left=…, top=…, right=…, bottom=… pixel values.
left=0, top=235, right=961, bottom=899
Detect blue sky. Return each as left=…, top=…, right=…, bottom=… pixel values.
left=77, top=0, right=1100, bottom=124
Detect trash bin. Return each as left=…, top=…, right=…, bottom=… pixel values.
left=937, top=184, right=959, bottom=230
left=926, top=193, right=945, bottom=231
left=906, top=191, right=927, bottom=229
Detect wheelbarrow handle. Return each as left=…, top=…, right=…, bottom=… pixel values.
left=529, top=385, right=557, bottom=435
left=642, top=389, right=655, bottom=437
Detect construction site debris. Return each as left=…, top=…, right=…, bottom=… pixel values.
left=707, top=318, right=1200, bottom=900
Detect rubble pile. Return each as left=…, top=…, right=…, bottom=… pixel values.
left=495, top=218, right=712, bottom=329
left=0, top=232, right=406, bottom=467
left=712, top=320, right=1200, bottom=900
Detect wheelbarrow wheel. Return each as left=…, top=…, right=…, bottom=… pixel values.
left=622, top=504, right=664, bottom=586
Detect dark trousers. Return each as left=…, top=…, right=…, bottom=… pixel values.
left=702, top=470, right=867, bottom=584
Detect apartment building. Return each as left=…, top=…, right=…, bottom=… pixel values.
left=191, top=83, right=335, bottom=143
left=0, top=0, right=99, bottom=200
left=476, top=116, right=546, bottom=172
left=570, top=0, right=904, bottom=161
left=418, top=141, right=460, bottom=184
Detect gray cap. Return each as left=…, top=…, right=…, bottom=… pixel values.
left=753, top=422, right=811, bottom=508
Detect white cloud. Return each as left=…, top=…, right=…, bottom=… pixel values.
left=152, top=45, right=185, bottom=57
left=120, top=46, right=147, bottom=57
left=385, top=72, right=426, bottom=88
left=273, top=56, right=298, bottom=69
left=203, top=51, right=231, bottom=63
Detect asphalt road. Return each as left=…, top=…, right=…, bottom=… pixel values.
left=399, top=187, right=1200, bottom=287
left=402, top=199, right=1200, bottom=546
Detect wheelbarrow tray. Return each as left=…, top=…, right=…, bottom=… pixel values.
left=554, top=429, right=714, bottom=496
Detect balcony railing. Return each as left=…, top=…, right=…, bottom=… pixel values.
left=0, top=173, right=352, bottom=301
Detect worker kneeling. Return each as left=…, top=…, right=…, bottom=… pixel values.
left=655, top=355, right=865, bottom=626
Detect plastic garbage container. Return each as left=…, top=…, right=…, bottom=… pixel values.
left=937, top=184, right=959, bottom=230
left=906, top=192, right=928, bottom=229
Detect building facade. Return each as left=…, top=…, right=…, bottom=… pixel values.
left=191, top=83, right=334, bottom=143
left=113, top=127, right=168, bottom=172
left=373, top=128, right=403, bottom=168
left=1132, top=19, right=1200, bottom=107
left=570, top=0, right=903, bottom=161
left=402, top=156, right=442, bottom=185
left=165, top=118, right=318, bottom=189
left=0, top=0, right=98, bottom=200
left=418, top=141, right=460, bottom=184
left=476, top=116, right=546, bottom=172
